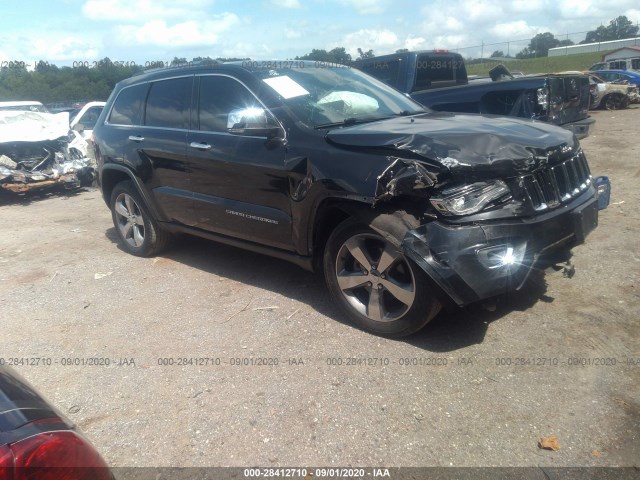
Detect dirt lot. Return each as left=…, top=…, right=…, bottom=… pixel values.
left=1, top=107, right=638, bottom=470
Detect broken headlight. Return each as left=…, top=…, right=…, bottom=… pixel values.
left=430, top=180, right=511, bottom=216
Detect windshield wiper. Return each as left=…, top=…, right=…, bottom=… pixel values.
left=314, top=117, right=361, bottom=129
left=313, top=111, right=424, bottom=129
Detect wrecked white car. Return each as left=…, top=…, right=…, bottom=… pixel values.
left=0, top=109, right=94, bottom=193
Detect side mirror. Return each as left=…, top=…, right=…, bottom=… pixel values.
left=227, top=108, right=280, bottom=138
left=72, top=123, right=85, bottom=132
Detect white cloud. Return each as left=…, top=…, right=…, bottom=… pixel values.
left=335, top=28, right=398, bottom=57
left=404, top=36, right=428, bottom=51
left=460, top=0, right=503, bottom=22
left=270, top=0, right=300, bottom=8
left=624, top=8, right=640, bottom=24
left=508, top=0, right=546, bottom=14
left=31, top=36, right=99, bottom=61
left=112, top=14, right=239, bottom=47
left=82, top=0, right=214, bottom=22
left=490, top=21, right=543, bottom=39
left=284, top=28, right=302, bottom=39
left=340, top=0, right=387, bottom=15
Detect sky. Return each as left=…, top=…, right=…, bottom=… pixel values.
left=0, top=0, right=639, bottom=66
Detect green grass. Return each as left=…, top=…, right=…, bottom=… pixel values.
left=466, top=51, right=612, bottom=76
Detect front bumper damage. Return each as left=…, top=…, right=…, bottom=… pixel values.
left=401, top=182, right=609, bottom=306
left=0, top=110, right=94, bottom=194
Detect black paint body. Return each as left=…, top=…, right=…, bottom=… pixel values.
left=94, top=63, right=605, bottom=307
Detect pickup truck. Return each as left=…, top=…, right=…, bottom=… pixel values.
left=355, top=50, right=595, bottom=139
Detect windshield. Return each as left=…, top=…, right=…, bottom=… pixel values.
left=245, top=61, right=425, bottom=128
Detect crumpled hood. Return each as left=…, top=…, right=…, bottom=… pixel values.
left=325, top=112, right=579, bottom=177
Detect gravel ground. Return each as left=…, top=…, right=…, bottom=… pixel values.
left=1, top=107, right=638, bottom=469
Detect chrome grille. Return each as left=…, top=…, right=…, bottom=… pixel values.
left=521, top=151, right=592, bottom=211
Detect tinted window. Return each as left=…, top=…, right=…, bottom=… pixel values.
left=109, top=84, right=147, bottom=125
left=198, top=76, right=261, bottom=132
left=359, top=60, right=401, bottom=88
left=145, top=77, right=192, bottom=129
left=414, top=53, right=467, bottom=90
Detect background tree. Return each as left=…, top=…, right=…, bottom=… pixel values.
left=395, top=48, right=409, bottom=53
left=523, top=32, right=560, bottom=58
left=582, top=15, right=639, bottom=43
left=490, top=50, right=505, bottom=58
left=296, top=47, right=352, bottom=63
left=357, top=48, right=375, bottom=59
left=170, top=57, right=188, bottom=66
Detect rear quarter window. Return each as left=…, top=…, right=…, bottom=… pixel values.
left=108, top=84, right=148, bottom=125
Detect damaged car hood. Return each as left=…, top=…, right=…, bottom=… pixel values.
left=0, top=110, right=70, bottom=143
left=0, top=110, right=95, bottom=193
left=325, top=112, right=579, bottom=177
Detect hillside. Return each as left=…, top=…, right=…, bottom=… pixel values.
left=465, top=51, right=611, bottom=76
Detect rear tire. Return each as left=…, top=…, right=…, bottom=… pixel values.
left=323, top=219, right=441, bottom=337
left=109, top=181, right=172, bottom=257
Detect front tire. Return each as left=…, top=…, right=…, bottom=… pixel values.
left=109, top=181, right=172, bottom=257
left=603, top=93, right=627, bottom=110
left=323, top=219, right=441, bottom=337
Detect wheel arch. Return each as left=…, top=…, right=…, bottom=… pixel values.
left=310, top=197, right=424, bottom=270
left=100, top=165, right=163, bottom=221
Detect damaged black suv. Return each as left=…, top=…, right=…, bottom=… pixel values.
left=93, top=61, right=610, bottom=337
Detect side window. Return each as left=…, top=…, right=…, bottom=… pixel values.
left=198, top=76, right=262, bottom=132
left=109, top=84, right=148, bottom=125
left=359, top=60, right=400, bottom=87
left=145, top=77, right=192, bottom=129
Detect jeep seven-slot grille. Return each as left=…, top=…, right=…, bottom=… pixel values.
left=520, top=151, right=591, bottom=211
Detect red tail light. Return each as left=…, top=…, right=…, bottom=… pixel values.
left=1, top=431, right=111, bottom=480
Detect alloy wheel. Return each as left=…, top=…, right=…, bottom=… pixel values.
left=114, top=192, right=145, bottom=248
left=334, top=233, right=416, bottom=322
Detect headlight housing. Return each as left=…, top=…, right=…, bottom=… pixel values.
left=430, top=180, right=511, bottom=216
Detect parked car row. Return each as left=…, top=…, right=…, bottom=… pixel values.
left=560, top=71, right=639, bottom=110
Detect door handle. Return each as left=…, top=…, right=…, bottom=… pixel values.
left=128, top=135, right=144, bottom=142
left=190, top=142, right=212, bottom=151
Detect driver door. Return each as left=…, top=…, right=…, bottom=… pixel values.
left=186, top=74, right=294, bottom=251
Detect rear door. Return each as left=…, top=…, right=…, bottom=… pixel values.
left=108, top=76, right=196, bottom=226
left=186, top=74, right=293, bottom=250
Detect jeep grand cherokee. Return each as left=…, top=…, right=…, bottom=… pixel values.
left=93, top=61, right=610, bottom=337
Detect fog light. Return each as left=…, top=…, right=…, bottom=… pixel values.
left=501, top=247, right=515, bottom=266
left=477, top=244, right=525, bottom=270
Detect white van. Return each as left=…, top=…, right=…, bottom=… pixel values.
left=589, top=57, right=640, bottom=71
